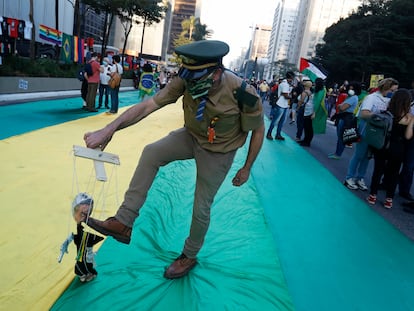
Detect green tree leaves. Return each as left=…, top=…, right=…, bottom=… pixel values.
left=316, top=0, right=414, bottom=87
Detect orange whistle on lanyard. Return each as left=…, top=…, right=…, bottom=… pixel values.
left=207, top=117, right=219, bottom=143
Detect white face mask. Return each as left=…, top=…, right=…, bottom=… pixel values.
left=348, top=90, right=355, bottom=96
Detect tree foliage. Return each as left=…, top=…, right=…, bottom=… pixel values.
left=315, top=0, right=414, bottom=87
left=83, top=0, right=166, bottom=60
left=169, top=17, right=211, bottom=65
left=117, top=0, right=167, bottom=60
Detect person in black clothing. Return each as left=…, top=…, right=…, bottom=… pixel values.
left=367, top=89, right=414, bottom=209
left=399, top=88, right=414, bottom=203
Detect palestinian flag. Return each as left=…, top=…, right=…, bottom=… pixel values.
left=299, top=58, right=327, bottom=82
left=39, top=24, right=62, bottom=45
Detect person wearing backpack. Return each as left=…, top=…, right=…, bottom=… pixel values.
left=366, top=89, right=414, bottom=209
left=344, top=78, right=399, bottom=191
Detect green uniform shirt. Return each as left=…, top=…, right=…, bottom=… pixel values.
left=153, top=71, right=263, bottom=153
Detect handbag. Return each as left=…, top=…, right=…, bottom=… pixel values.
left=108, top=64, right=121, bottom=89
left=342, top=114, right=360, bottom=144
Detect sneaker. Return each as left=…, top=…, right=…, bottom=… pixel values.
left=266, top=134, right=273, bottom=140
left=328, top=153, right=340, bottom=160
left=384, top=198, right=393, bottom=209
left=164, top=254, right=197, bottom=279
left=344, top=178, right=358, bottom=190
left=356, top=179, right=368, bottom=191
left=366, top=194, right=377, bottom=205
left=275, top=135, right=285, bottom=140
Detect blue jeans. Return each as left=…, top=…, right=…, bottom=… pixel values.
left=296, top=109, right=304, bottom=139
left=98, top=84, right=109, bottom=108
left=346, top=136, right=370, bottom=180
left=335, top=119, right=346, bottom=156
left=110, top=86, right=120, bottom=113
left=267, top=105, right=288, bottom=137
left=260, top=91, right=267, bottom=102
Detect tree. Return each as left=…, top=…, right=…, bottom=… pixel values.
left=193, top=22, right=212, bottom=41
left=269, top=59, right=297, bottom=78
left=316, top=0, right=414, bottom=87
left=169, top=16, right=211, bottom=65
left=180, top=17, right=211, bottom=41
left=134, top=0, right=167, bottom=58
left=83, top=0, right=125, bottom=57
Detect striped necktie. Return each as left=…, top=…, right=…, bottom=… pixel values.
left=195, top=97, right=207, bottom=121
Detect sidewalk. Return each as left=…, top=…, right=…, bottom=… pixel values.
left=0, top=86, right=135, bottom=105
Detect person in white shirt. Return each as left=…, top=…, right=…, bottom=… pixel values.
left=344, top=77, right=399, bottom=190
left=266, top=71, right=294, bottom=140
left=98, top=57, right=112, bottom=109
left=107, top=55, right=124, bottom=114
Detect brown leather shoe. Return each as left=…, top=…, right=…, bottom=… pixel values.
left=164, top=254, right=197, bottom=279
left=86, top=217, right=132, bottom=244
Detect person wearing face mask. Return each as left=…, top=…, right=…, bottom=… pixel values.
left=82, top=40, right=264, bottom=279
left=266, top=71, right=295, bottom=140
left=328, top=82, right=361, bottom=159
left=344, top=78, right=399, bottom=191
left=97, top=57, right=111, bottom=109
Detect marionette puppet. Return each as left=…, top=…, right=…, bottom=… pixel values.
left=59, top=193, right=104, bottom=283
left=58, top=146, right=120, bottom=282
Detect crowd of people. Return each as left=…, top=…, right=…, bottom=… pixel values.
left=254, top=73, right=414, bottom=213
left=80, top=49, right=174, bottom=114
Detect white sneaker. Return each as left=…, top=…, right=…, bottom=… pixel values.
left=344, top=178, right=358, bottom=190
left=356, top=179, right=368, bottom=191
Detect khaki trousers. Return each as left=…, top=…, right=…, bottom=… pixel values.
left=86, top=83, right=98, bottom=109
left=116, top=128, right=236, bottom=257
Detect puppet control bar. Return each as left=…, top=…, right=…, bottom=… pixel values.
left=73, top=145, right=120, bottom=182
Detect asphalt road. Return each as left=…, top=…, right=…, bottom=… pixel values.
left=262, top=100, right=414, bottom=241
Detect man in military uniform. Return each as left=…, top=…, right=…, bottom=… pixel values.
left=83, top=40, right=264, bottom=279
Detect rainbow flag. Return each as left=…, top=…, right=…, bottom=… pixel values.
left=39, top=24, right=62, bottom=45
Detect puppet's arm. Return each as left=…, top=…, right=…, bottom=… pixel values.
left=58, top=233, right=74, bottom=263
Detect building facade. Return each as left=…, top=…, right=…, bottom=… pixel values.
left=264, top=0, right=362, bottom=80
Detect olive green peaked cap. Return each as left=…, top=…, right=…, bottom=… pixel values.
left=175, top=40, right=230, bottom=70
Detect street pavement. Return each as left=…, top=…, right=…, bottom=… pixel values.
left=262, top=100, right=414, bottom=241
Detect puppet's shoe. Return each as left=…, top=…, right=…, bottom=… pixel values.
left=87, top=217, right=132, bottom=244
left=164, top=254, right=197, bottom=279
left=85, top=273, right=96, bottom=282
left=79, top=273, right=96, bottom=283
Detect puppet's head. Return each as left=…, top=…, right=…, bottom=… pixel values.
left=72, top=193, right=94, bottom=223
